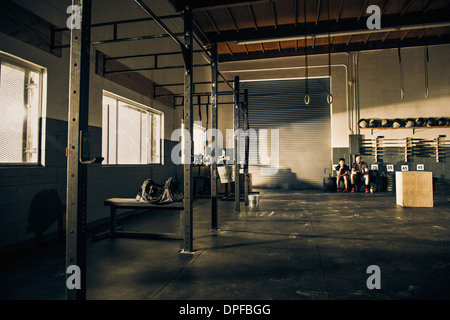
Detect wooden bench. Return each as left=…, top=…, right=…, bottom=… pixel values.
left=93, top=198, right=185, bottom=242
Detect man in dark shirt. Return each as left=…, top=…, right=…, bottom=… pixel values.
left=335, top=158, right=349, bottom=192
left=351, top=155, right=370, bottom=193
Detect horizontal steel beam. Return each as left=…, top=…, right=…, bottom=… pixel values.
left=54, top=33, right=184, bottom=49
left=54, top=13, right=182, bottom=32
left=174, top=102, right=235, bottom=107
left=104, top=63, right=211, bottom=74
left=155, top=81, right=226, bottom=87
left=156, top=91, right=234, bottom=97
left=171, top=0, right=270, bottom=11
left=106, top=50, right=203, bottom=61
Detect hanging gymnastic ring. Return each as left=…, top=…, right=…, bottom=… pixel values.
left=304, top=94, right=310, bottom=105
left=327, top=93, right=333, bottom=104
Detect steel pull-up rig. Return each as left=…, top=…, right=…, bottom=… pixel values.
left=63, top=0, right=250, bottom=300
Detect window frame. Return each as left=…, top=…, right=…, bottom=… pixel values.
left=102, top=90, right=164, bottom=166
left=0, top=51, right=45, bottom=167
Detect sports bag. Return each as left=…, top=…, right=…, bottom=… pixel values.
left=136, top=177, right=183, bottom=204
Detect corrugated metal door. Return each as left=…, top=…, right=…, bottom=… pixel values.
left=240, top=78, right=331, bottom=189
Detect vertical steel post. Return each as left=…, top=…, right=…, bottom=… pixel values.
left=66, top=0, right=92, bottom=300
left=210, top=43, right=219, bottom=230
left=243, top=89, right=249, bottom=206
left=234, top=76, right=240, bottom=213
left=182, top=5, right=194, bottom=253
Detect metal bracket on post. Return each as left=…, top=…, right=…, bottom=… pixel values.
left=66, top=0, right=92, bottom=301
left=79, top=131, right=104, bottom=165
left=181, top=5, right=194, bottom=254
left=234, top=76, right=240, bottom=213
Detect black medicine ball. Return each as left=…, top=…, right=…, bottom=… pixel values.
left=415, top=117, right=426, bottom=127
left=405, top=118, right=416, bottom=127
left=359, top=119, right=369, bottom=128
left=369, top=119, right=380, bottom=128
left=437, top=117, right=449, bottom=126
left=426, top=118, right=437, bottom=127
left=392, top=118, right=405, bottom=128
left=381, top=119, right=392, bottom=127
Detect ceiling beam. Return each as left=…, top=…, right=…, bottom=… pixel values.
left=401, top=0, right=414, bottom=16
left=358, top=0, right=369, bottom=21
left=227, top=8, right=239, bottom=32
left=218, top=35, right=450, bottom=62
left=171, top=0, right=270, bottom=12
left=336, top=0, right=344, bottom=22
left=346, top=34, right=352, bottom=46
left=225, top=42, right=233, bottom=55
left=205, top=10, right=220, bottom=34
left=401, top=30, right=410, bottom=40
left=248, top=5, right=258, bottom=30
left=208, top=10, right=450, bottom=44
left=315, top=0, right=321, bottom=25
left=271, top=0, right=278, bottom=29
left=382, top=0, right=392, bottom=15
left=423, top=0, right=435, bottom=13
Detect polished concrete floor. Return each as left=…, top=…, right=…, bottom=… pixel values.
left=1, top=189, right=450, bottom=300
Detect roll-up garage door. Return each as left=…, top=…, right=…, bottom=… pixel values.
left=240, top=78, right=331, bottom=189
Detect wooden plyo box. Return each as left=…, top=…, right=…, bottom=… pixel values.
left=396, top=171, right=433, bottom=207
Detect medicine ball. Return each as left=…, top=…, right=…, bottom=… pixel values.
left=415, top=117, right=426, bottom=127
left=381, top=119, right=392, bottom=127
left=369, top=119, right=380, bottom=128
left=405, top=118, right=416, bottom=127
left=392, top=118, right=405, bottom=128
left=358, top=119, right=369, bottom=128
left=426, top=117, right=437, bottom=127
left=437, top=117, right=449, bottom=126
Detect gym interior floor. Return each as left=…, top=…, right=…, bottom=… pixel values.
left=1, top=189, right=450, bottom=300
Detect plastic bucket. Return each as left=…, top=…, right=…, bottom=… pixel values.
left=248, top=194, right=259, bottom=207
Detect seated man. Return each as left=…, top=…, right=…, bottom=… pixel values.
left=335, top=158, right=349, bottom=192
left=351, top=155, right=370, bottom=193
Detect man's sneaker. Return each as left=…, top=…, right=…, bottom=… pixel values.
left=351, top=188, right=355, bottom=193
left=343, top=189, right=348, bottom=192
left=365, top=188, right=369, bottom=193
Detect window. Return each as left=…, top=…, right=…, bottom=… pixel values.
left=102, top=92, right=163, bottom=164
left=0, top=53, right=44, bottom=164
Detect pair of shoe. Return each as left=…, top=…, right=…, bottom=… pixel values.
left=337, top=189, right=349, bottom=192
left=351, top=187, right=369, bottom=193
left=352, top=188, right=369, bottom=193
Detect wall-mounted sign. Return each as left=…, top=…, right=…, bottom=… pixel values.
left=417, top=164, right=425, bottom=171
left=386, top=164, right=394, bottom=172
left=371, top=164, right=379, bottom=170
left=401, top=165, right=409, bottom=172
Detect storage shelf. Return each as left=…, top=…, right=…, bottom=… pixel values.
left=360, top=126, right=450, bottom=135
